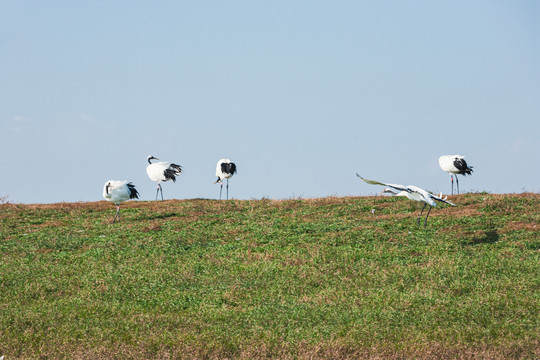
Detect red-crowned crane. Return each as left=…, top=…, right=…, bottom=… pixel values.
left=146, top=155, right=182, bottom=200
left=214, top=158, right=237, bottom=200
left=438, top=155, right=473, bottom=195
left=356, top=173, right=456, bottom=227
left=103, top=180, right=139, bottom=223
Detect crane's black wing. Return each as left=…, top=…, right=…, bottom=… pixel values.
left=453, top=157, right=473, bottom=175
left=221, top=162, right=237, bottom=175
left=127, top=183, right=140, bottom=199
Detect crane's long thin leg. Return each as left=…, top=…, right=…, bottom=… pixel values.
left=424, top=205, right=432, bottom=227
left=160, top=184, right=164, bottom=201
left=113, top=205, right=120, bottom=223
left=417, top=203, right=427, bottom=226
left=456, top=176, right=460, bottom=195
left=226, top=178, right=229, bottom=200
left=451, top=175, right=454, bottom=195
left=155, top=185, right=160, bottom=201
left=219, top=183, right=223, bottom=200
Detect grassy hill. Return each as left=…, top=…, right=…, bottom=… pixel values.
left=0, top=193, right=538, bottom=359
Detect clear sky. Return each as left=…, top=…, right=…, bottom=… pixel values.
left=1, top=1, right=539, bottom=203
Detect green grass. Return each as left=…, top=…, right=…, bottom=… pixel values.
left=0, top=193, right=539, bottom=359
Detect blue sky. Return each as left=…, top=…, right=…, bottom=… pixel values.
left=1, top=1, right=539, bottom=203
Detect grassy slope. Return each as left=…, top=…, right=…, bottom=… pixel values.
left=0, top=193, right=539, bottom=359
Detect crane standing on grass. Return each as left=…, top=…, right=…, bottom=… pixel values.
left=438, top=155, right=473, bottom=195
left=146, top=155, right=183, bottom=200
left=356, top=174, right=456, bottom=227
left=102, top=180, right=139, bottom=223
left=214, top=158, right=237, bottom=200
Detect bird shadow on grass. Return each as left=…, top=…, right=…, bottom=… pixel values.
left=137, top=212, right=179, bottom=221
left=462, top=229, right=500, bottom=246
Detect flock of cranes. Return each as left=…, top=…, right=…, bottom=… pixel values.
left=103, top=154, right=474, bottom=226
left=103, top=156, right=237, bottom=223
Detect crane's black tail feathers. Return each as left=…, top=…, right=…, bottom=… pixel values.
left=164, top=164, right=182, bottom=182
left=221, top=162, right=237, bottom=175
left=170, top=163, right=183, bottom=174
left=454, top=158, right=473, bottom=176
left=127, top=183, right=140, bottom=199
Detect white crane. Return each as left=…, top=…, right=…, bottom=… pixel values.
left=214, top=158, right=237, bottom=200
left=356, top=173, right=456, bottom=227
left=146, top=155, right=183, bottom=200
left=438, top=155, right=473, bottom=195
left=102, top=180, right=139, bottom=223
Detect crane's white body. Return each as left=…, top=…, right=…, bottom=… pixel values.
left=146, top=161, right=171, bottom=183
left=438, top=155, right=471, bottom=175
left=438, top=155, right=473, bottom=195
left=103, top=180, right=139, bottom=223
left=102, top=180, right=136, bottom=204
left=382, top=185, right=438, bottom=207
left=214, top=158, right=237, bottom=200
left=146, top=158, right=181, bottom=183
left=146, top=155, right=182, bottom=200
left=356, top=174, right=456, bottom=226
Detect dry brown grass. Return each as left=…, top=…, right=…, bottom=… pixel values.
left=34, top=340, right=539, bottom=360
